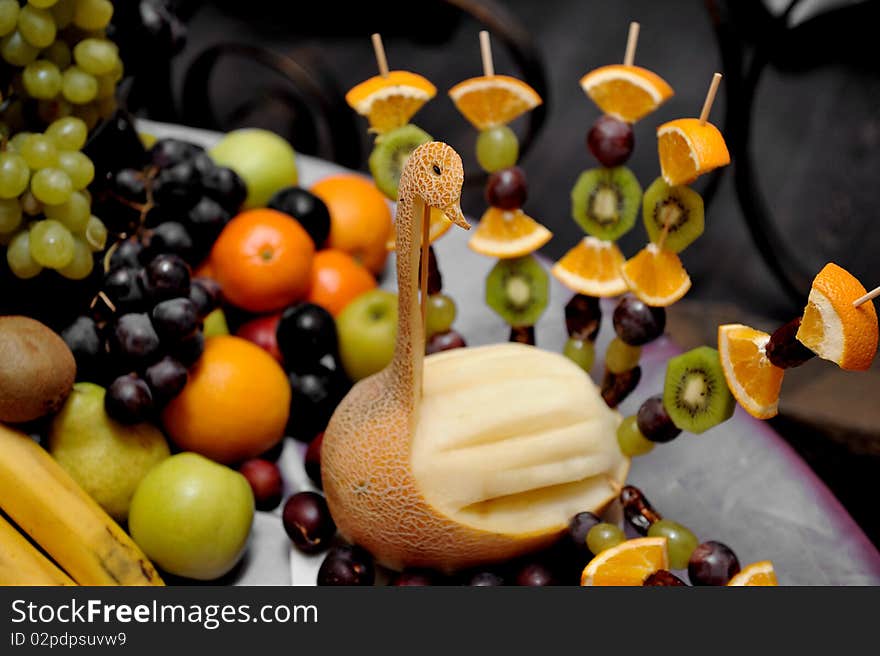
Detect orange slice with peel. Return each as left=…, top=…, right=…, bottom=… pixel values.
left=795, top=262, right=879, bottom=371
left=386, top=207, right=452, bottom=251
left=581, top=537, right=669, bottom=586
left=657, top=118, right=730, bottom=186
left=620, top=243, right=691, bottom=307
left=718, top=324, right=784, bottom=420
left=551, top=236, right=627, bottom=297
left=579, top=64, right=673, bottom=123
left=468, top=207, right=552, bottom=259
left=448, top=75, right=542, bottom=130
left=346, top=71, right=437, bottom=133
left=727, top=561, right=778, bottom=586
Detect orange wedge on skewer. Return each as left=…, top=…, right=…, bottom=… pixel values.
left=581, top=537, right=669, bottom=586
left=718, top=324, right=785, bottom=420
left=657, top=118, right=730, bottom=186
left=386, top=207, right=453, bottom=251
left=468, top=207, right=552, bottom=259
left=795, top=263, right=879, bottom=371
left=346, top=71, right=437, bottom=134
left=449, top=75, right=542, bottom=130
left=620, top=243, right=691, bottom=307
left=551, top=236, right=627, bottom=297
left=579, top=64, right=673, bottom=123
left=727, top=561, right=778, bottom=586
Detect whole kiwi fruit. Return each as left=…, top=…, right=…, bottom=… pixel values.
left=0, top=316, right=76, bottom=423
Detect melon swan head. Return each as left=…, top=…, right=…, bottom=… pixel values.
left=321, top=142, right=629, bottom=572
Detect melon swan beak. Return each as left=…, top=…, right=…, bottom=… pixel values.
left=442, top=202, right=470, bottom=230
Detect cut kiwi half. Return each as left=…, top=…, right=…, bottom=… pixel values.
left=642, top=177, right=704, bottom=253
left=368, top=123, right=432, bottom=200
left=570, top=166, right=641, bottom=241
left=663, top=346, right=735, bottom=434
left=486, top=254, right=549, bottom=327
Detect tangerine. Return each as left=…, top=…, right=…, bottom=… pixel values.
left=162, top=336, right=291, bottom=464
left=210, top=209, right=314, bottom=313
left=307, top=249, right=377, bottom=317
left=311, top=174, right=393, bottom=275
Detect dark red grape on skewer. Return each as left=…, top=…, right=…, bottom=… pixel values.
left=587, top=115, right=635, bottom=168
left=688, top=541, right=741, bottom=586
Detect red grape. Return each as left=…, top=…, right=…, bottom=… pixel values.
left=587, top=115, right=634, bottom=167
left=239, top=459, right=283, bottom=511
left=688, top=541, right=741, bottom=585
left=485, top=166, right=527, bottom=210
left=612, top=295, right=665, bottom=346
left=636, top=395, right=681, bottom=443
left=282, top=491, right=336, bottom=554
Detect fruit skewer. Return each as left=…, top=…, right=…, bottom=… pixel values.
left=345, top=34, right=466, bottom=352
left=552, top=22, right=673, bottom=398
left=609, top=73, right=736, bottom=449
left=450, top=31, right=549, bottom=345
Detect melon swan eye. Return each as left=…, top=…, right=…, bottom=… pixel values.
left=432, top=164, right=441, bottom=175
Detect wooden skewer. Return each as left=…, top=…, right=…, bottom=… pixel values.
left=604, top=474, right=623, bottom=496
left=623, top=21, right=640, bottom=66
left=371, top=33, right=389, bottom=78
left=420, top=203, right=431, bottom=339
left=699, top=73, right=722, bottom=125
left=853, top=285, right=880, bottom=308
left=479, top=30, right=495, bottom=77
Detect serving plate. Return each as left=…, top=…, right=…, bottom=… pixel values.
left=140, top=120, right=880, bottom=586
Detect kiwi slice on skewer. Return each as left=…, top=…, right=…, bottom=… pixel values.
left=663, top=346, right=735, bottom=434
left=571, top=166, right=642, bottom=241
left=486, top=255, right=549, bottom=328
left=642, top=177, right=704, bottom=253
left=368, top=123, right=432, bottom=200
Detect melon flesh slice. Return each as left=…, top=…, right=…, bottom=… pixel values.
left=412, top=343, right=628, bottom=537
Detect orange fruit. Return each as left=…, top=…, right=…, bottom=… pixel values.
left=581, top=537, right=669, bottom=586
left=551, top=236, right=627, bottom=297
left=311, top=174, right=393, bottom=274
left=718, top=324, right=784, bottom=419
left=345, top=71, right=436, bottom=134
left=210, top=209, right=314, bottom=313
left=657, top=118, right=730, bottom=186
left=162, top=336, right=291, bottom=464
left=727, top=560, right=778, bottom=586
left=468, top=207, right=552, bottom=259
left=387, top=207, right=452, bottom=251
left=308, top=249, right=377, bottom=317
left=795, top=262, right=879, bottom=371
left=448, top=75, right=542, bottom=130
left=579, top=64, right=673, bottom=123
left=620, top=243, right=692, bottom=306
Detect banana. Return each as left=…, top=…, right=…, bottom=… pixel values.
left=0, top=423, right=163, bottom=586
left=0, top=513, right=75, bottom=586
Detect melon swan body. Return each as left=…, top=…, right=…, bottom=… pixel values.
left=321, top=142, right=629, bottom=572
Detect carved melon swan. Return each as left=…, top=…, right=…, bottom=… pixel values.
left=321, top=142, right=628, bottom=572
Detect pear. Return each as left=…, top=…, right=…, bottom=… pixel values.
left=49, top=383, right=170, bottom=522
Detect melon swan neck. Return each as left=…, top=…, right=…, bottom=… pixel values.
left=390, top=180, right=427, bottom=412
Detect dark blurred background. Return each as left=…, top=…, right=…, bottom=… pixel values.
left=125, top=0, right=880, bottom=542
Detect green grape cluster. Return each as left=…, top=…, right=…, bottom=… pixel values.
left=0, top=0, right=120, bottom=132
left=0, top=115, right=107, bottom=280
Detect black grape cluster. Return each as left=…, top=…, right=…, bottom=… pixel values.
left=61, top=251, right=223, bottom=424
left=92, top=137, right=246, bottom=266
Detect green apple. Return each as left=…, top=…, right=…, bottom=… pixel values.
left=210, top=129, right=298, bottom=209
left=49, top=382, right=169, bottom=522
left=336, top=289, right=398, bottom=381
left=203, top=308, right=229, bottom=338
left=128, top=452, right=255, bottom=581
